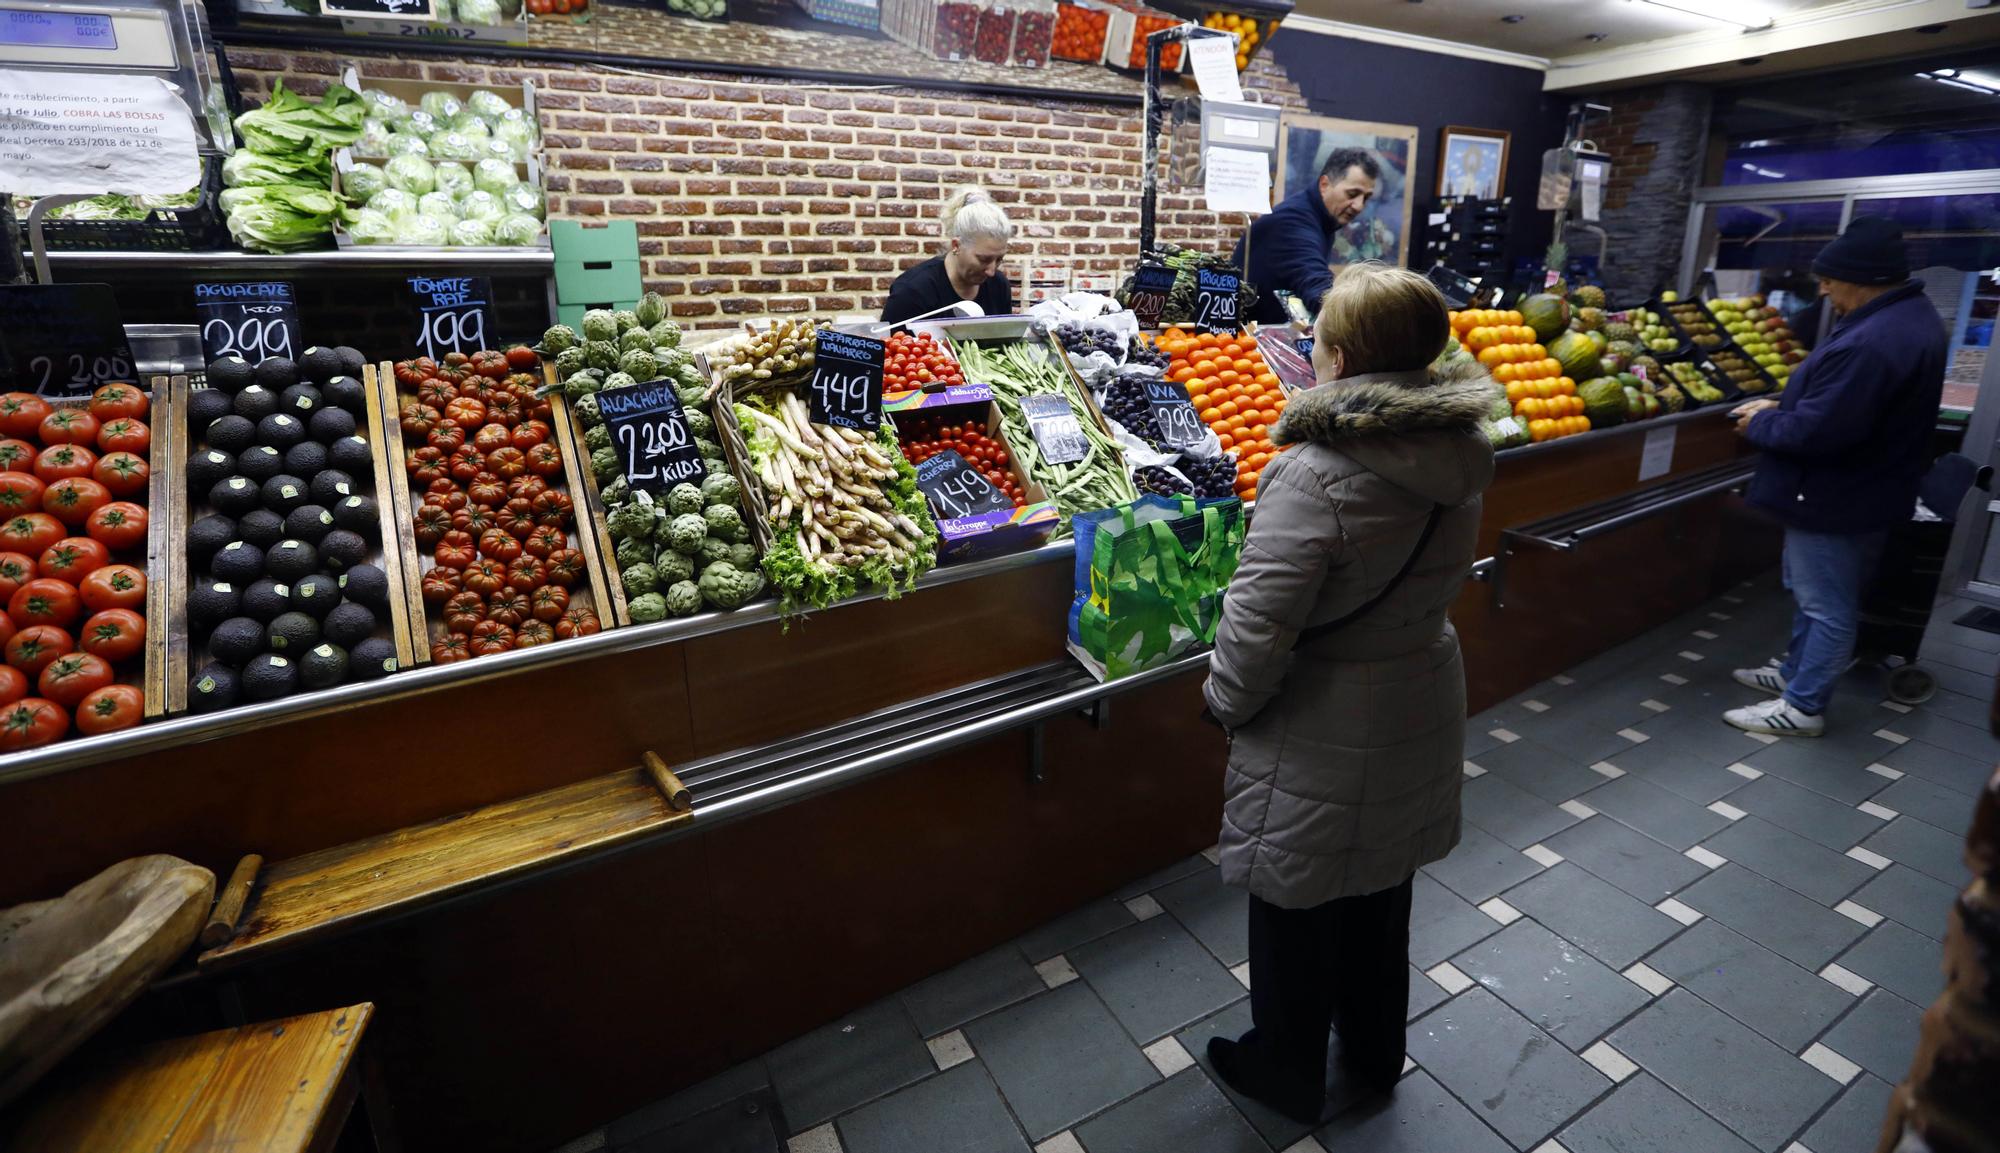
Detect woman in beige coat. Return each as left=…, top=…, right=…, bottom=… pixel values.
left=1203, top=263, right=1495, bottom=1123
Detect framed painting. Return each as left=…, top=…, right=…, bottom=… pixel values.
left=1274, top=114, right=1419, bottom=270
left=1437, top=125, right=1510, bottom=200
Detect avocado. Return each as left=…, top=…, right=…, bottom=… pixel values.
left=235, top=445, right=284, bottom=482
left=323, top=601, right=376, bottom=648
left=208, top=616, right=265, bottom=667
left=334, top=347, right=367, bottom=377
left=206, top=356, right=255, bottom=394
left=241, top=578, right=291, bottom=622
left=253, top=356, right=298, bottom=391
left=278, top=383, right=321, bottom=417
left=323, top=375, right=366, bottom=416
left=260, top=474, right=308, bottom=514
left=349, top=636, right=398, bottom=680
left=284, top=504, right=334, bottom=544
left=318, top=529, right=368, bottom=573
left=264, top=539, right=318, bottom=582
left=186, top=514, right=236, bottom=566
left=208, top=540, right=265, bottom=585
left=187, top=663, right=240, bottom=713
left=231, top=385, right=278, bottom=423
left=283, top=440, right=327, bottom=477
left=187, top=580, right=242, bottom=630
left=209, top=476, right=261, bottom=517
left=185, top=449, right=235, bottom=493
left=266, top=610, right=319, bottom=652
left=309, top=470, right=356, bottom=507
left=241, top=652, right=298, bottom=701
left=309, top=406, right=357, bottom=444
left=206, top=415, right=255, bottom=453
left=300, top=642, right=349, bottom=690
left=328, top=435, right=373, bottom=474
left=188, top=387, right=233, bottom=430
left=340, top=563, right=390, bottom=609
left=299, top=346, right=344, bottom=384
left=332, top=494, right=378, bottom=535
left=236, top=508, right=284, bottom=549
left=289, top=572, right=340, bottom=617
left=256, top=413, right=305, bottom=450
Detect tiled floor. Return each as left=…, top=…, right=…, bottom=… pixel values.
left=555, top=578, right=1993, bottom=1153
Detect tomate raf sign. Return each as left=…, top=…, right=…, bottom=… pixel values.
left=406, top=274, right=493, bottom=359
left=0, top=283, right=135, bottom=397
left=195, top=281, right=300, bottom=363
left=808, top=329, right=884, bottom=432
left=596, top=378, right=705, bottom=493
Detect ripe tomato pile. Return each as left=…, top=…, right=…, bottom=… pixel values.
left=883, top=331, right=966, bottom=393
left=524, top=0, right=586, bottom=15
left=397, top=349, right=600, bottom=664
left=0, top=384, right=154, bottom=747
left=1051, top=1, right=1108, bottom=62
left=895, top=414, right=1027, bottom=509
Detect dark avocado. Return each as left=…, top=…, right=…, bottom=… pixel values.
left=300, top=642, right=350, bottom=690
left=241, top=652, right=299, bottom=701
left=334, top=347, right=367, bottom=377
left=231, top=385, right=278, bottom=423
left=187, top=580, right=242, bottom=630
left=317, top=529, right=368, bottom=573
left=206, top=356, right=255, bottom=394
left=308, top=406, right=357, bottom=444
left=309, top=469, right=356, bottom=507
left=332, top=494, right=378, bottom=535
left=260, top=474, right=309, bottom=514
left=264, top=539, right=319, bottom=582
left=185, top=448, right=235, bottom=491
left=283, top=440, right=328, bottom=477
left=208, top=540, right=265, bottom=585
left=299, top=346, right=343, bottom=385
left=284, top=504, right=334, bottom=544
left=207, top=414, right=255, bottom=453
left=256, top=413, right=306, bottom=450
left=328, top=435, right=373, bottom=474
left=207, top=616, right=266, bottom=667
left=289, top=572, right=340, bottom=617
left=266, top=610, right=319, bottom=653
left=322, top=601, right=375, bottom=648
left=186, top=514, right=236, bottom=566
left=339, top=563, right=390, bottom=609
left=236, top=508, right=284, bottom=549
left=187, top=387, right=233, bottom=430
left=187, top=663, right=240, bottom=713
left=253, top=356, right=298, bottom=390
left=209, top=476, right=262, bottom=517
left=348, top=636, right=398, bottom=680
left=241, top=578, right=291, bottom=622
left=323, top=375, right=366, bottom=415
left=235, top=445, right=284, bottom=482
left=278, top=383, right=321, bottom=417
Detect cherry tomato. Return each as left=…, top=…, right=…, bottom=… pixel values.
left=33, top=443, right=97, bottom=482
left=0, top=393, right=53, bottom=439
left=38, top=537, right=110, bottom=584
left=0, top=514, right=65, bottom=557
left=80, top=564, right=145, bottom=612
left=92, top=451, right=148, bottom=498
left=38, top=651, right=112, bottom=709
left=74, top=683, right=144, bottom=735
left=85, top=502, right=147, bottom=551
left=38, top=408, right=98, bottom=446
left=88, top=382, right=149, bottom=423
left=0, top=664, right=24, bottom=706
left=5, top=624, right=73, bottom=676
left=0, top=697, right=67, bottom=749
left=79, top=608, right=145, bottom=663
left=96, top=418, right=150, bottom=457
left=41, top=477, right=110, bottom=528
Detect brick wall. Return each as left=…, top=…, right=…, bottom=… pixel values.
left=229, top=47, right=1308, bottom=327
left=1589, top=83, right=1711, bottom=306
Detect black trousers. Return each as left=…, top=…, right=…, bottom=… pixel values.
left=1245, top=873, right=1414, bottom=1093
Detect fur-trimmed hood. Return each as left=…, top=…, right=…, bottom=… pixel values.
left=1271, top=358, right=1495, bottom=507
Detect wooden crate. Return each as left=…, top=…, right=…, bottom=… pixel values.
left=546, top=363, right=630, bottom=629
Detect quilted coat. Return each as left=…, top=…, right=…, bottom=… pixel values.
left=1204, top=359, right=1495, bottom=907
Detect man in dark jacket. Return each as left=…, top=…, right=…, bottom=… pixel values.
left=1725, top=217, right=1946, bottom=736
left=1234, top=148, right=1379, bottom=325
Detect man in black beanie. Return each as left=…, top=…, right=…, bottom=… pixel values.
left=1723, top=216, right=1946, bottom=736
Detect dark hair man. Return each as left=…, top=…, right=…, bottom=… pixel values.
left=1233, top=148, right=1382, bottom=325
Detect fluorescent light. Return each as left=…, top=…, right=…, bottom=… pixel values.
left=1917, top=70, right=2000, bottom=94
left=1632, top=0, right=1774, bottom=32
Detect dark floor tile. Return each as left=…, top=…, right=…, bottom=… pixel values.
left=1740, top=738, right=1897, bottom=806
left=1408, top=965, right=1448, bottom=1021
left=1834, top=921, right=1945, bottom=1006
left=1558, top=1073, right=1757, bottom=1153
left=1543, top=817, right=1709, bottom=904
left=1314, top=1070, right=1512, bottom=1153
left=1469, top=736, right=1614, bottom=804
left=1861, top=816, right=1969, bottom=885
left=1642, top=919, right=1852, bottom=1052
left=1915, top=687, right=1986, bottom=729
left=1922, top=659, right=1994, bottom=701
left=1597, top=737, right=1755, bottom=805
left=1422, top=824, right=1546, bottom=905
left=623, top=1094, right=781, bottom=1153
left=765, top=999, right=934, bottom=1134
left=1608, top=988, right=1836, bottom=1153
left=1880, top=710, right=2000, bottom=763
left=1070, top=915, right=1242, bottom=1044
left=1072, top=1069, right=1265, bottom=1153
left=836, top=1062, right=1030, bottom=1153
left=1114, top=853, right=1214, bottom=901
left=963, top=982, right=1158, bottom=1142
left=1646, top=672, right=1768, bottom=718
left=1508, top=705, right=1653, bottom=764
left=1699, top=817, right=1876, bottom=906
left=1175, top=1000, right=1369, bottom=1151
left=1876, top=738, right=1995, bottom=797
left=1727, top=773, right=1888, bottom=851
left=1409, top=872, right=1503, bottom=968
left=899, top=945, right=1048, bottom=1038
left=1449, top=920, right=1652, bottom=1050
left=1015, top=897, right=1138, bottom=964
left=1873, top=775, right=1978, bottom=837
left=1155, top=866, right=1249, bottom=968
left=1820, top=988, right=1923, bottom=1083
left=1500, top=862, right=1687, bottom=970
left=1466, top=724, right=1506, bottom=760
left=1461, top=772, right=1581, bottom=850
left=1580, top=772, right=1730, bottom=850
left=1674, top=864, right=1866, bottom=970
left=1634, top=712, right=1774, bottom=769
left=1848, top=865, right=1957, bottom=942
left=1800, top=1073, right=1893, bottom=1153
left=606, top=1062, right=770, bottom=1146
left=1403, top=987, right=1607, bottom=1149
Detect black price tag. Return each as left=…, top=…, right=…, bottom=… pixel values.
left=808, top=329, right=884, bottom=431
left=0, top=284, right=135, bottom=398
left=1193, top=268, right=1240, bottom=331
left=195, top=281, right=301, bottom=363
left=1425, top=264, right=1481, bottom=310
left=915, top=450, right=1012, bottom=521
left=317, top=0, right=436, bottom=18
left=407, top=275, right=494, bottom=359
left=1143, top=378, right=1206, bottom=449
left=597, top=379, right=707, bottom=493
left=1020, top=393, right=1089, bottom=465
left=1128, top=262, right=1177, bottom=328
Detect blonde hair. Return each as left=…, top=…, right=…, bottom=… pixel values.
left=941, top=186, right=1013, bottom=246
left=1314, top=262, right=1449, bottom=376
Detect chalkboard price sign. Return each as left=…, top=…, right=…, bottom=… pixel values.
left=195, top=281, right=301, bottom=364
left=1020, top=393, right=1089, bottom=466
left=915, top=449, right=1013, bottom=522
left=596, top=378, right=706, bottom=493
left=318, top=0, right=436, bottom=21
left=0, top=284, right=136, bottom=398
left=808, top=329, right=884, bottom=432
left=1143, top=378, right=1206, bottom=449
left=407, top=275, right=494, bottom=359
left=1193, top=268, right=1240, bottom=331
left=1127, top=262, right=1177, bottom=328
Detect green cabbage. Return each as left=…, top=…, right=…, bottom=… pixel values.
left=346, top=207, right=398, bottom=244
left=342, top=163, right=386, bottom=202
left=383, top=132, right=429, bottom=159
left=473, top=158, right=518, bottom=196
left=433, top=161, right=474, bottom=197
left=419, top=91, right=464, bottom=122
left=493, top=213, right=542, bottom=246
left=396, top=213, right=452, bottom=247
left=450, top=218, right=494, bottom=247
left=383, top=154, right=436, bottom=195
left=429, top=132, right=481, bottom=163
left=417, top=191, right=459, bottom=220
left=368, top=187, right=419, bottom=220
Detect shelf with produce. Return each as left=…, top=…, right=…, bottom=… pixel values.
left=40, top=248, right=556, bottom=274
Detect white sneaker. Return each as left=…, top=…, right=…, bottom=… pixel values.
left=1724, top=697, right=1824, bottom=737
left=1733, top=663, right=1788, bottom=694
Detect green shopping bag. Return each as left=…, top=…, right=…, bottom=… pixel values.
left=1067, top=494, right=1246, bottom=682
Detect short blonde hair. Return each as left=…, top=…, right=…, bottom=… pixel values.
left=1314, top=262, right=1449, bottom=376
left=940, top=186, right=1012, bottom=246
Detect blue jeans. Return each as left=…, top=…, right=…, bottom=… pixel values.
left=1779, top=527, right=1888, bottom=715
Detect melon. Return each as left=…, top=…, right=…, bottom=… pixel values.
left=1520, top=294, right=1570, bottom=341
left=1579, top=377, right=1627, bottom=428
left=1549, top=331, right=1602, bottom=381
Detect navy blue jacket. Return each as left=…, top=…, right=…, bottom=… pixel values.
left=1232, top=184, right=1333, bottom=325
left=1743, top=280, right=1946, bottom=534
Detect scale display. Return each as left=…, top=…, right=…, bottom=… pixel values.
left=0, top=9, right=117, bottom=48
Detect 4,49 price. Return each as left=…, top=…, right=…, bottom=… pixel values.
left=812, top=369, right=879, bottom=431
left=31, top=352, right=132, bottom=394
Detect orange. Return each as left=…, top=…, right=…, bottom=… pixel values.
left=1240, top=335, right=1258, bottom=350
left=1258, top=409, right=1279, bottom=425
left=1215, top=432, right=1235, bottom=450
left=1223, top=343, right=1243, bottom=357
left=1218, top=370, right=1240, bottom=385
left=1199, top=407, right=1221, bottom=423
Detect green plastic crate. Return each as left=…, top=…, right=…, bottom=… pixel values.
left=553, top=259, right=644, bottom=305
left=550, top=219, right=640, bottom=264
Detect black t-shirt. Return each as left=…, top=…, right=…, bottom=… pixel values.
left=881, top=255, right=1015, bottom=323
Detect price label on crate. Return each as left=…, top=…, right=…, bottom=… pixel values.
left=1127, top=261, right=1177, bottom=328
left=195, top=281, right=300, bottom=363
left=1020, top=393, right=1089, bottom=465
left=0, top=284, right=135, bottom=398
left=406, top=275, right=493, bottom=360
left=1193, top=268, right=1240, bottom=331
left=1143, top=378, right=1206, bottom=449
left=596, top=378, right=706, bottom=494
left=808, top=329, right=884, bottom=432
left=915, top=449, right=1012, bottom=522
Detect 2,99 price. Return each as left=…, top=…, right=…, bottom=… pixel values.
left=202, top=314, right=293, bottom=362
left=31, top=352, right=132, bottom=395
left=1154, top=401, right=1206, bottom=447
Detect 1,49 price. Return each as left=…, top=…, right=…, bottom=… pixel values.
left=929, top=464, right=1005, bottom=520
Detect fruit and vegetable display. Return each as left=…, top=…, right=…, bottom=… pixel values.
left=1707, top=347, right=1776, bottom=395
left=222, top=80, right=365, bottom=253
left=1202, top=10, right=1274, bottom=71
left=1010, top=0, right=1057, bottom=67
left=1144, top=327, right=1281, bottom=501
left=10, top=188, right=201, bottom=223
left=895, top=415, right=1029, bottom=509
left=661, top=0, right=725, bottom=18
left=0, top=384, right=158, bottom=746
left=883, top=331, right=966, bottom=393
left=342, top=85, right=546, bottom=249
left=947, top=337, right=1137, bottom=530
left=1052, top=0, right=1110, bottom=62
left=1709, top=295, right=1803, bottom=386
left=1113, top=244, right=1257, bottom=327
left=1054, top=321, right=1127, bottom=362
left=707, top=318, right=822, bottom=390
left=1663, top=361, right=1725, bottom=405
left=1664, top=297, right=1724, bottom=350
left=542, top=298, right=707, bottom=406
left=1629, top=307, right=1682, bottom=355
left=181, top=348, right=403, bottom=713
left=1093, top=374, right=1238, bottom=498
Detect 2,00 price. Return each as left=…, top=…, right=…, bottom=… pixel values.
left=30, top=352, right=132, bottom=395
left=415, top=309, right=487, bottom=359
left=202, top=314, right=294, bottom=362
left=1194, top=287, right=1238, bottom=331
left=615, top=417, right=699, bottom=486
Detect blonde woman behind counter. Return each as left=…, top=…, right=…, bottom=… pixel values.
left=880, top=188, right=1017, bottom=324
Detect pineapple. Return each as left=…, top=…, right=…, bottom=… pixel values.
left=1576, top=306, right=1606, bottom=332
left=1572, top=284, right=1607, bottom=310
left=1603, top=321, right=1637, bottom=344
left=1541, top=240, right=1569, bottom=298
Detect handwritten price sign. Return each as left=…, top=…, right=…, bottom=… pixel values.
left=195, top=281, right=300, bottom=363
left=406, top=274, right=493, bottom=360
left=808, top=329, right=884, bottom=432
left=915, top=449, right=1012, bottom=522
left=1127, top=262, right=1176, bottom=328
left=1193, top=268, right=1240, bottom=332
left=1143, top=378, right=1206, bottom=449
left=596, top=378, right=706, bottom=493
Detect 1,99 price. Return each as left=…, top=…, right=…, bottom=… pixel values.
left=416, top=308, right=488, bottom=360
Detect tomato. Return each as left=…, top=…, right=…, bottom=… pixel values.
left=545, top=548, right=585, bottom=587
left=5, top=624, right=73, bottom=675
left=486, top=589, right=530, bottom=627
left=39, top=537, right=110, bottom=584
left=430, top=633, right=472, bottom=664
left=448, top=445, right=486, bottom=483
left=467, top=474, right=508, bottom=509
left=486, top=446, right=527, bottom=480
left=444, top=396, right=488, bottom=427
left=470, top=618, right=515, bottom=656
left=427, top=481, right=468, bottom=512
left=0, top=439, right=35, bottom=473
left=0, top=697, right=67, bottom=749
left=452, top=504, right=497, bottom=538
left=443, top=590, right=486, bottom=635
left=11, top=575, right=84, bottom=626
left=525, top=442, right=564, bottom=477
left=420, top=566, right=462, bottom=605
left=427, top=423, right=467, bottom=453
left=522, top=524, right=566, bottom=558
left=505, top=345, right=541, bottom=372
left=478, top=529, right=521, bottom=564
left=96, top=418, right=150, bottom=457
left=0, top=471, right=44, bottom=517
left=434, top=530, right=477, bottom=570
left=0, top=393, right=53, bottom=438
left=531, top=583, right=570, bottom=621
left=515, top=619, right=556, bottom=647
left=34, top=443, right=97, bottom=482
left=406, top=446, right=448, bottom=486
left=508, top=475, right=550, bottom=504
left=88, top=382, right=149, bottom=423
left=0, top=514, right=65, bottom=557
left=555, top=607, right=601, bottom=639
left=74, top=683, right=143, bottom=735
left=505, top=555, right=546, bottom=593
left=417, top=378, right=458, bottom=410
left=412, top=504, right=452, bottom=548
left=79, top=608, right=145, bottom=662
left=0, top=612, right=12, bottom=652
left=0, top=552, right=34, bottom=601
left=472, top=423, right=512, bottom=454
left=531, top=490, right=574, bottom=529
left=39, top=651, right=113, bottom=709
left=39, top=408, right=99, bottom=446
left=462, top=558, right=508, bottom=596
left=486, top=392, right=525, bottom=428
left=510, top=420, right=551, bottom=451
left=395, top=357, right=439, bottom=388
left=495, top=498, right=535, bottom=541
left=42, top=477, right=110, bottom=528
left=0, top=664, right=24, bottom=706
left=456, top=375, right=496, bottom=404
left=83, top=503, right=145, bottom=552
left=400, top=401, right=441, bottom=438
left=92, top=451, right=148, bottom=498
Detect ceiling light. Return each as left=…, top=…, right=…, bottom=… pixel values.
left=1631, top=0, right=1775, bottom=32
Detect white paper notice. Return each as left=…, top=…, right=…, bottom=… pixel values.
left=1638, top=425, right=1677, bottom=482
left=0, top=69, right=200, bottom=196
left=1204, top=146, right=1270, bottom=215
left=1187, top=35, right=1242, bottom=103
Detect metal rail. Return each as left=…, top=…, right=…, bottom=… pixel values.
left=1503, top=461, right=1757, bottom=552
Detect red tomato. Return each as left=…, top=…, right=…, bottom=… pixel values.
left=0, top=393, right=52, bottom=439
left=0, top=697, right=67, bottom=749
left=33, top=444, right=96, bottom=482
left=505, top=345, right=541, bottom=371
left=38, top=408, right=98, bottom=446
left=80, top=564, right=145, bottom=612
left=38, top=537, right=110, bottom=584
left=554, top=607, right=600, bottom=638
left=0, top=664, right=25, bottom=706
left=85, top=502, right=147, bottom=551
left=444, top=396, right=487, bottom=427
left=41, top=477, right=110, bottom=528
left=74, top=683, right=143, bottom=734
left=38, top=651, right=112, bottom=708
left=88, top=382, right=149, bottom=423
left=430, top=633, right=472, bottom=664
left=79, top=608, right=145, bottom=662
left=92, top=451, right=149, bottom=498
left=9, top=578, right=81, bottom=628
left=0, top=513, right=65, bottom=556
left=96, top=418, right=150, bottom=457
left=525, top=442, right=564, bottom=477
left=511, top=420, right=551, bottom=451
left=5, top=624, right=73, bottom=676
left=0, top=552, right=33, bottom=602
left=0, top=472, right=43, bottom=516
left=472, top=423, right=512, bottom=453
left=469, top=618, right=515, bottom=656
left=0, top=439, right=35, bottom=473
left=0, top=613, right=12, bottom=651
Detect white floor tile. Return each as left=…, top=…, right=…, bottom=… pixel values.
left=1231, top=962, right=1251, bottom=990
left=1834, top=901, right=1884, bottom=927
left=1623, top=962, right=1676, bottom=996
left=1034, top=1132, right=1085, bottom=1153
left=1202, top=843, right=1221, bottom=865
left=1709, top=612, right=1733, bottom=622
left=1531, top=1141, right=1574, bottom=1153
left=1401, top=1055, right=1416, bottom=1075
left=1874, top=729, right=1910, bottom=745
left=1523, top=843, right=1565, bottom=868
left=1800, top=1043, right=1862, bottom=1085
left=1708, top=801, right=1748, bottom=821
left=1678, top=650, right=1706, bottom=663
left=1552, top=674, right=1576, bottom=686
left=790, top=1123, right=844, bottom=1153
left=927, top=1030, right=974, bottom=1070
left=1479, top=898, right=1523, bottom=925
left=550, top=1130, right=606, bottom=1153
left=1492, top=728, right=1520, bottom=744
left=1123, top=894, right=1164, bottom=921
left=1685, top=846, right=1728, bottom=869
left=1591, top=761, right=1625, bottom=778
left=1865, top=763, right=1905, bottom=780
left=1618, top=728, right=1651, bottom=744
left=1723, top=594, right=1745, bottom=604
left=1819, top=963, right=1873, bottom=996
left=1280, top=1137, right=1329, bottom=1153
left=1661, top=672, right=1690, bottom=686
left=1845, top=846, right=1893, bottom=870
left=1036, top=955, right=1079, bottom=989
left=1580, top=1040, right=1639, bottom=1083
left=1464, top=761, right=1488, bottom=778
left=1425, top=961, right=1474, bottom=995
left=1857, top=802, right=1898, bottom=821
left=1524, top=699, right=1551, bottom=713
left=1746, top=732, right=1781, bottom=746
left=1694, top=629, right=1719, bottom=641
left=1880, top=701, right=1913, bottom=714
left=1143, top=1036, right=1195, bottom=1078
left=1561, top=800, right=1599, bottom=820
left=1641, top=699, right=1671, bottom=713
left=1726, top=763, right=1764, bottom=780
left=1783, top=1144, right=1817, bottom=1153
left=1656, top=898, right=1703, bottom=926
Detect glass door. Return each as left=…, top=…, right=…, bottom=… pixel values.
left=1849, top=193, right=2000, bottom=411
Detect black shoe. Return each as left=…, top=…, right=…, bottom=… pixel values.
left=1206, top=1034, right=1325, bottom=1125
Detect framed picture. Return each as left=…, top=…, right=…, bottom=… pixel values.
left=1437, top=126, right=1510, bottom=201
left=1274, top=114, right=1419, bottom=270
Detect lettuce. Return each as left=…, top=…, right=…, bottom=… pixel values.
left=384, top=133, right=429, bottom=158
left=473, top=158, right=518, bottom=196
left=367, top=187, right=419, bottom=220
left=449, top=218, right=494, bottom=247
left=384, top=154, right=436, bottom=195
left=467, top=89, right=512, bottom=125
left=342, top=163, right=386, bottom=203
left=456, top=189, right=506, bottom=221
left=347, top=207, right=398, bottom=244
left=433, top=161, right=474, bottom=197
left=429, top=131, right=481, bottom=163
left=492, top=213, right=542, bottom=246
left=418, top=191, right=459, bottom=220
